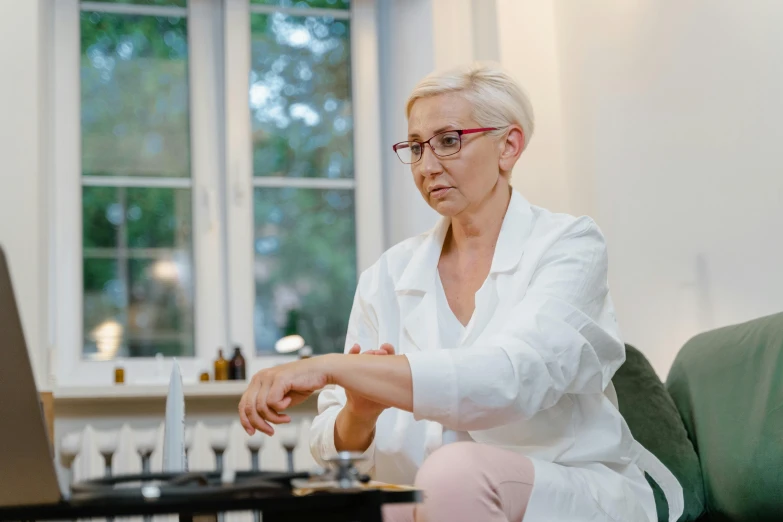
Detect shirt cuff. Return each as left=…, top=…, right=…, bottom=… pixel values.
left=404, top=350, right=458, bottom=426
left=317, top=407, right=376, bottom=475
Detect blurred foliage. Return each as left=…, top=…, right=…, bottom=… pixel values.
left=83, top=258, right=118, bottom=294
left=127, top=257, right=194, bottom=357
left=249, top=8, right=357, bottom=354
left=250, top=13, right=353, bottom=178
left=80, top=2, right=357, bottom=358
left=82, top=257, right=122, bottom=357
left=251, top=0, right=350, bottom=9
left=81, top=184, right=194, bottom=358
left=80, top=10, right=188, bottom=58
left=125, top=187, right=192, bottom=248
left=83, top=186, right=118, bottom=249
left=89, top=0, right=187, bottom=5
left=81, top=11, right=190, bottom=178
left=254, top=188, right=356, bottom=354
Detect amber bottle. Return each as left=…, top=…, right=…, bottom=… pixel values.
left=230, top=346, right=246, bottom=381
left=214, top=348, right=229, bottom=381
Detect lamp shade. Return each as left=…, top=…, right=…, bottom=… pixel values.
left=275, top=309, right=305, bottom=353
left=275, top=334, right=305, bottom=354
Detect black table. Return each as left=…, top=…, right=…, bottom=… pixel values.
left=0, top=471, right=421, bottom=522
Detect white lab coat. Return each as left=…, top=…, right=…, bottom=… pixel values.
left=310, top=190, right=683, bottom=522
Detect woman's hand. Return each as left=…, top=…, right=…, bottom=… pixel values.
left=238, top=343, right=400, bottom=437
left=238, top=357, right=329, bottom=436
left=344, top=343, right=395, bottom=421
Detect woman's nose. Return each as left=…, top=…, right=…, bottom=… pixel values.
left=419, top=144, right=443, bottom=175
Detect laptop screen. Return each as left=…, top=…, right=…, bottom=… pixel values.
left=0, top=246, right=62, bottom=506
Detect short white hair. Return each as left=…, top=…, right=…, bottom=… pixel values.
left=405, top=62, right=535, bottom=152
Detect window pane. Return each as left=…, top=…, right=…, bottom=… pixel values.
left=82, top=1, right=188, bottom=10
left=250, top=0, right=350, bottom=10
left=253, top=188, right=356, bottom=354
left=81, top=6, right=194, bottom=360
left=83, top=186, right=119, bottom=249
left=82, top=187, right=195, bottom=359
left=83, top=259, right=124, bottom=360
left=81, top=11, right=190, bottom=177
left=127, top=257, right=194, bottom=357
left=126, top=187, right=192, bottom=249
left=250, top=13, right=353, bottom=178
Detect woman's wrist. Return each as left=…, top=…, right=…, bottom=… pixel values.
left=321, top=353, right=343, bottom=387
left=343, top=398, right=383, bottom=423
left=334, top=405, right=378, bottom=452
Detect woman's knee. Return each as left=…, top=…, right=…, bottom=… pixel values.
left=414, top=442, right=490, bottom=492
left=415, top=442, right=536, bottom=499
left=414, top=443, right=535, bottom=522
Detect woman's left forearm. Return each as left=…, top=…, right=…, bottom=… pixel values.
left=323, top=353, right=414, bottom=412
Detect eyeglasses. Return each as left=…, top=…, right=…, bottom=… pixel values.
left=392, top=128, right=498, bottom=164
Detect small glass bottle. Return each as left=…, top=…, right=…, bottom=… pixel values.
left=214, top=348, right=229, bottom=381
left=114, top=366, right=125, bottom=384
left=230, top=345, right=246, bottom=381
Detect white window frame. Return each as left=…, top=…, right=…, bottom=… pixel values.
left=51, top=0, right=384, bottom=389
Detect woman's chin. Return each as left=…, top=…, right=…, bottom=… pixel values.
left=428, top=198, right=463, bottom=217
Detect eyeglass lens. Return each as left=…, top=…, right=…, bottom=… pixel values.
left=395, top=131, right=461, bottom=163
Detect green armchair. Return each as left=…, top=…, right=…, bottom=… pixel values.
left=612, top=312, right=783, bottom=522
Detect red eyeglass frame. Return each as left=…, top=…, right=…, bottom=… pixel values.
left=392, top=127, right=498, bottom=163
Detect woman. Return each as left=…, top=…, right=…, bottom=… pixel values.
left=239, top=63, right=683, bottom=522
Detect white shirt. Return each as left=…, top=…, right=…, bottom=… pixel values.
left=434, top=271, right=472, bottom=447
left=310, top=190, right=682, bottom=522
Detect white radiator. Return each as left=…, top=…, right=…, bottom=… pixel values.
left=59, top=418, right=317, bottom=522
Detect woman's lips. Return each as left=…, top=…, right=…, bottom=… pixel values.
left=430, top=187, right=452, bottom=199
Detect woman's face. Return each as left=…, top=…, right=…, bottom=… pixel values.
left=407, top=93, right=505, bottom=217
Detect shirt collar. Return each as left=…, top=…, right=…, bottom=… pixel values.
left=395, top=189, right=534, bottom=293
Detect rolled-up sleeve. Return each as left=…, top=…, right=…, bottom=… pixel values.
left=404, top=217, right=625, bottom=431
left=309, top=269, right=379, bottom=474
left=308, top=386, right=376, bottom=474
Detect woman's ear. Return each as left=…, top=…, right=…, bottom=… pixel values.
left=498, top=125, right=525, bottom=172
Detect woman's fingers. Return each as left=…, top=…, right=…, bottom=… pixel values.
left=272, top=395, right=293, bottom=412
left=255, top=377, right=291, bottom=427
left=242, top=385, right=274, bottom=436
left=240, top=370, right=301, bottom=436
left=265, top=375, right=295, bottom=416
left=348, top=343, right=395, bottom=356
left=238, top=389, right=255, bottom=435
left=354, top=344, right=395, bottom=356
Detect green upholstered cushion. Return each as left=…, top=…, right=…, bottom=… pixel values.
left=666, top=312, right=783, bottom=522
left=613, top=344, right=706, bottom=521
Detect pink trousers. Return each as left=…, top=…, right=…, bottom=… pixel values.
left=381, top=442, right=535, bottom=522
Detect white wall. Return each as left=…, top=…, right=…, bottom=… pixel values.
left=497, top=1, right=783, bottom=377
left=496, top=0, right=570, bottom=214
left=0, top=0, right=49, bottom=388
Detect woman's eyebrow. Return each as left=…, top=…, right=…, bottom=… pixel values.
left=408, top=125, right=457, bottom=140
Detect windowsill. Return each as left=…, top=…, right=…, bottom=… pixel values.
left=53, top=380, right=250, bottom=401
left=52, top=381, right=323, bottom=409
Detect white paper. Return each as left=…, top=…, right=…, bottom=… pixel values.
left=162, top=359, right=187, bottom=472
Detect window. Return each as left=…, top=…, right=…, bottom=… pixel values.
left=248, top=2, right=356, bottom=354
left=80, top=2, right=195, bottom=360
left=52, top=0, right=383, bottom=388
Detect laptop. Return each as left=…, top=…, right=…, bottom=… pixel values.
left=0, top=246, right=63, bottom=507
